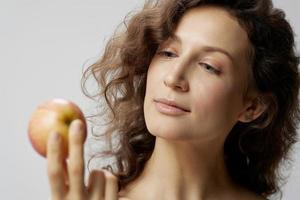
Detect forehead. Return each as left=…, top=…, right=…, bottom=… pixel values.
left=171, top=5, right=251, bottom=63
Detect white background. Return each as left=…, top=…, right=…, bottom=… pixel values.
left=0, top=0, right=299, bottom=199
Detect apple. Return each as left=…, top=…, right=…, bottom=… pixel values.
left=28, top=98, right=87, bottom=158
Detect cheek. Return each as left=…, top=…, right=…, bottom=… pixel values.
left=144, top=64, right=160, bottom=121
left=145, top=69, right=157, bottom=101
left=144, top=62, right=164, bottom=99
left=192, top=80, right=243, bottom=131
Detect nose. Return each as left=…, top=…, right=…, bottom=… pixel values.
left=163, top=62, right=189, bottom=92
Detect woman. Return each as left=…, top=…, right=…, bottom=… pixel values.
left=47, top=0, right=300, bottom=199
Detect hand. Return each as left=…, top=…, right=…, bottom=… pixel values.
left=47, top=119, right=119, bottom=200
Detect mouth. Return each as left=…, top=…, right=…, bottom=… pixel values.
left=153, top=98, right=190, bottom=113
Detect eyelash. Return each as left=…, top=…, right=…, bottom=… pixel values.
left=157, top=50, right=177, bottom=58
left=157, top=50, right=220, bottom=74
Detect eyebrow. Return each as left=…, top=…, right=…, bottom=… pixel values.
left=167, top=34, right=234, bottom=62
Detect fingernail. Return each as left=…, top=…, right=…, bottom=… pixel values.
left=102, top=169, right=115, bottom=177
left=70, top=119, right=82, bottom=134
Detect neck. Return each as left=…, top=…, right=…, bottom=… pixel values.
left=119, top=137, right=239, bottom=200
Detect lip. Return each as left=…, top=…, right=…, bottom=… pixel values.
left=153, top=98, right=190, bottom=115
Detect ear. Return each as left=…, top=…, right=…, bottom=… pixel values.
left=237, top=94, right=269, bottom=123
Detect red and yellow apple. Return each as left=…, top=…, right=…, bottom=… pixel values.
left=28, top=98, right=87, bottom=158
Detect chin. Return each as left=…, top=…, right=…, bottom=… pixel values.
left=146, top=121, right=191, bottom=141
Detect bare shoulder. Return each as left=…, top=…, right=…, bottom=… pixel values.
left=250, top=194, right=267, bottom=200
left=234, top=186, right=267, bottom=200
left=241, top=190, right=267, bottom=200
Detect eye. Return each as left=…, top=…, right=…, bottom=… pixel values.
left=199, top=63, right=220, bottom=74
left=157, top=50, right=177, bottom=58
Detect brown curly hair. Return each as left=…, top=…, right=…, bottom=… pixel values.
left=81, top=0, right=300, bottom=198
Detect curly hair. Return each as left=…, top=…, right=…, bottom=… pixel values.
left=81, top=0, right=300, bottom=198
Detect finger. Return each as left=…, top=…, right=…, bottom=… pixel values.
left=87, top=170, right=105, bottom=200
left=103, top=170, right=118, bottom=200
left=47, top=132, right=68, bottom=199
left=67, top=119, right=86, bottom=197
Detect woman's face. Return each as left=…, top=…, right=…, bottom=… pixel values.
left=144, top=6, right=255, bottom=143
